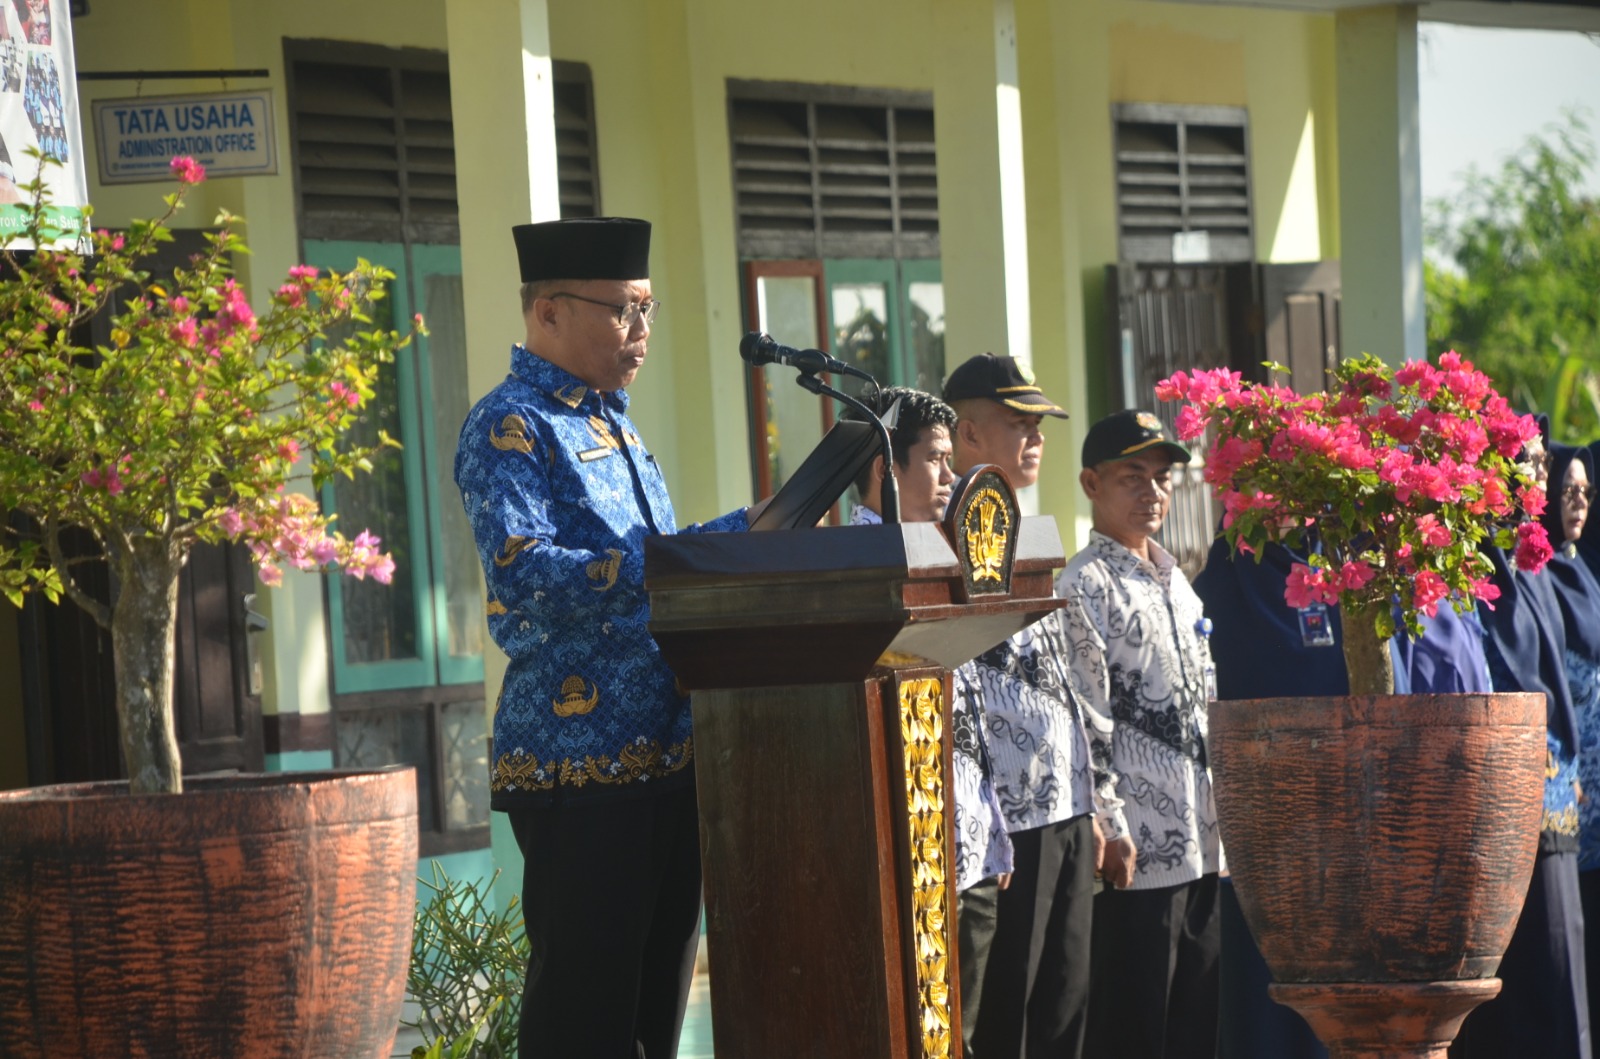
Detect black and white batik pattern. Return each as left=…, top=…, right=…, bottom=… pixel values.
left=1057, top=531, right=1223, bottom=891
left=969, top=616, right=1096, bottom=837
left=951, top=662, right=1015, bottom=892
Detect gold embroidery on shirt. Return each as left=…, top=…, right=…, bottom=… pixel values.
left=486, top=598, right=508, bottom=616
left=586, top=415, right=623, bottom=450
left=495, top=535, right=538, bottom=567
left=491, top=737, right=694, bottom=793
left=553, top=384, right=588, bottom=409
left=586, top=549, right=622, bottom=592
left=489, top=414, right=536, bottom=455
left=551, top=675, right=600, bottom=717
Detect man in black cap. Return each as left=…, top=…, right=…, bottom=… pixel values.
left=454, top=218, right=756, bottom=1058
left=945, top=354, right=1105, bottom=1059
left=1057, top=409, right=1223, bottom=1059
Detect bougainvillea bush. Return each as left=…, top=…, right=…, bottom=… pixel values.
left=0, top=157, right=415, bottom=793
left=1158, top=352, right=1550, bottom=695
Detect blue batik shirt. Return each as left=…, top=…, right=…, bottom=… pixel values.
left=455, top=345, right=747, bottom=809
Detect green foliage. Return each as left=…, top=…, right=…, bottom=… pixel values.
left=1426, top=115, right=1600, bottom=444
left=405, top=864, right=527, bottom=1059
left=0, top=155, right=415, bottom=792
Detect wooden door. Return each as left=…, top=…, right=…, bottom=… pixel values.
left=1261, top=261, right=1342, bottom=395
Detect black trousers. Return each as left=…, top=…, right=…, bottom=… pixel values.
left=1086, top=872, right=1221, bottom=1059
left=959, top=878, right=1001, bottom=1056
left=508, top=786, right=703, bottom=1059
left=972, top=814, right=1096, bottom=1059
left=1452, top=849, right=1591, bottom=1059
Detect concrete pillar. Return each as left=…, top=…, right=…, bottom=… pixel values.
left=932, top=0, right=1032, bottom=375
left=447, top=0, right=561, bottom=405
left=1335, top=4, right=1424, bottom=365
left=1015, top=0, right=1092, bottom=545
left=444, top=0, right=562, bottom=909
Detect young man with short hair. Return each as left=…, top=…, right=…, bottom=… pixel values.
left=1058, top=408, right=1223, bottom=1059
left=946, top=353, right=1103, bottom=1059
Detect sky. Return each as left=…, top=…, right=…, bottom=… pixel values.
left=1418, top=22, right=1600, bottom=207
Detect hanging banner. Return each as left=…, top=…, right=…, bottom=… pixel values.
left=91, top=90, right=277, bottom=186
left=0, top=0, right=88, bottom=248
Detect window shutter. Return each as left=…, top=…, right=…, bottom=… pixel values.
left=1113, top=103, right=1252, bottom=264
left=729, top=80, right=939, bottom=261
left=288, top=44, right=601, bottom=241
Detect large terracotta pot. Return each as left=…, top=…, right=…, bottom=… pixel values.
left=1212, top=692, right=1544, bottom=986
left=0, top=767, right=417, bottom=1059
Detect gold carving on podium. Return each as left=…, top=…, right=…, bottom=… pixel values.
left=899, top=676, right=953, bottom=1059
left=963, top=487, right=1009, bottom=584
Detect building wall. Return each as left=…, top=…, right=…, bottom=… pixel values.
left=70, top=0, right=449, bottom=729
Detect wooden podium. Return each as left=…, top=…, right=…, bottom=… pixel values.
left=645, top=469, right=1066, bottom=1059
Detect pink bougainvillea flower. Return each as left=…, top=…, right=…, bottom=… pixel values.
left=1414, top=514, right=1453, bottom=549
left=1514, top=522, right=1553, bottom=573
left=169, top=155, right=206, bottom=185
left=1412, top=570, right=1449, bottom=618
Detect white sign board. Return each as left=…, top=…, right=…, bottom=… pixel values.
left=91, top=90, right=277, bottom=185
left=0, top=0, right=89, bottom=248
left=1172, top=230, right=1212, bottom=264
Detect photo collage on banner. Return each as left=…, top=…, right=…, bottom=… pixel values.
left=0, top=0, right=87, bottom=247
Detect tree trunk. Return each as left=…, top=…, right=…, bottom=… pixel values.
left=109, top=537, right=185, bottom=794
left=1341, top=600, right=1397, bottom=697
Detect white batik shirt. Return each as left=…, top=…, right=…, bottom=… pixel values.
left=851, top=503, right=1013, bottom=892
left=1057, top=531, right=1224, bottom=890
left=969, top=611, right=1097, bottom=837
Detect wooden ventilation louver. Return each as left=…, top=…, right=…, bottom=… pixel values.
left=287, top=43, right=458, bottom=244
left=553, top=61, right=601, bottom=218
left=728, top=80, right=939, bottom=261
left=289, top=44, right=601, bottom=242
left=1113, top=103, right=1252, bottom=264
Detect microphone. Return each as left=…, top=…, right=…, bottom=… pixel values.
left=739, top=331, right=839, bottom=376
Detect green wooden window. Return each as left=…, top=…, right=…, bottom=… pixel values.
left=306, top=240, right=483, bottom=693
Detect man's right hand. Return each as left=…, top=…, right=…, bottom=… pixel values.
left=1103, top=835, right=1137, bottom=889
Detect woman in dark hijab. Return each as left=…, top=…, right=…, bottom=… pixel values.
left=1542, top=442, right=1600, bottom=1033
left=1194, top=532, right=1492, bottom=1059
left=1452, top=422, right=1589, bottom=1059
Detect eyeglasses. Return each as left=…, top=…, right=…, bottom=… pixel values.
left=1561, top=484, right=1596, bottom=506
left=548, top=291, right=661, bottom=329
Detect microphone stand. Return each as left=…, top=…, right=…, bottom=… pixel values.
left=795, top=370, right=898, bottom=525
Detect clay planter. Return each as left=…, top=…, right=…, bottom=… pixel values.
left=0, top=767, right=418, bottom=1059
left=1211, top=693, right=1546, bottom=1058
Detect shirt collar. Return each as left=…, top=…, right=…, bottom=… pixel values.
left=510, top=344, right=628, bottom=413
left=850, top=503, right=883, bottom=526
left=1089, top=529, right=1175, bottom=581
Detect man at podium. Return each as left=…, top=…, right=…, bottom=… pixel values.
left=454, top=217, right=756, bottom=1059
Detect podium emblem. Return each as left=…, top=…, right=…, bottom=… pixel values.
left=946, top=465, right=1019, bottom=600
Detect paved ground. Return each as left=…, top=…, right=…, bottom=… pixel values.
left=390, top=972, right=715, bottom=1057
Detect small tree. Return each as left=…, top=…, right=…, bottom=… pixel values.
left=0, top=156, right=413, bottom=794
left=1159, top=353, right=1549, bottom=695
left=1426, top=116, right=1600, bottom=444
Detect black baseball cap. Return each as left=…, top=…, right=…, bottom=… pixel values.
left=1082, top=409, right=1191, bottom=468
left=943, top=353, right=1068, bottom=418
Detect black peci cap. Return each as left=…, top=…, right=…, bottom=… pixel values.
left=942, top=353, right=1068, bottom=418
left=512, top=217, right=651, bottom=283
left=1082, top=409, right=1191, bottom=468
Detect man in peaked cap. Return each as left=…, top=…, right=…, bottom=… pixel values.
left=1058, top=409, right=1224, bottom=1059
left=945, top=354, right=1105, bottom=1059
left=454, top=218, right=756, bottom=1058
